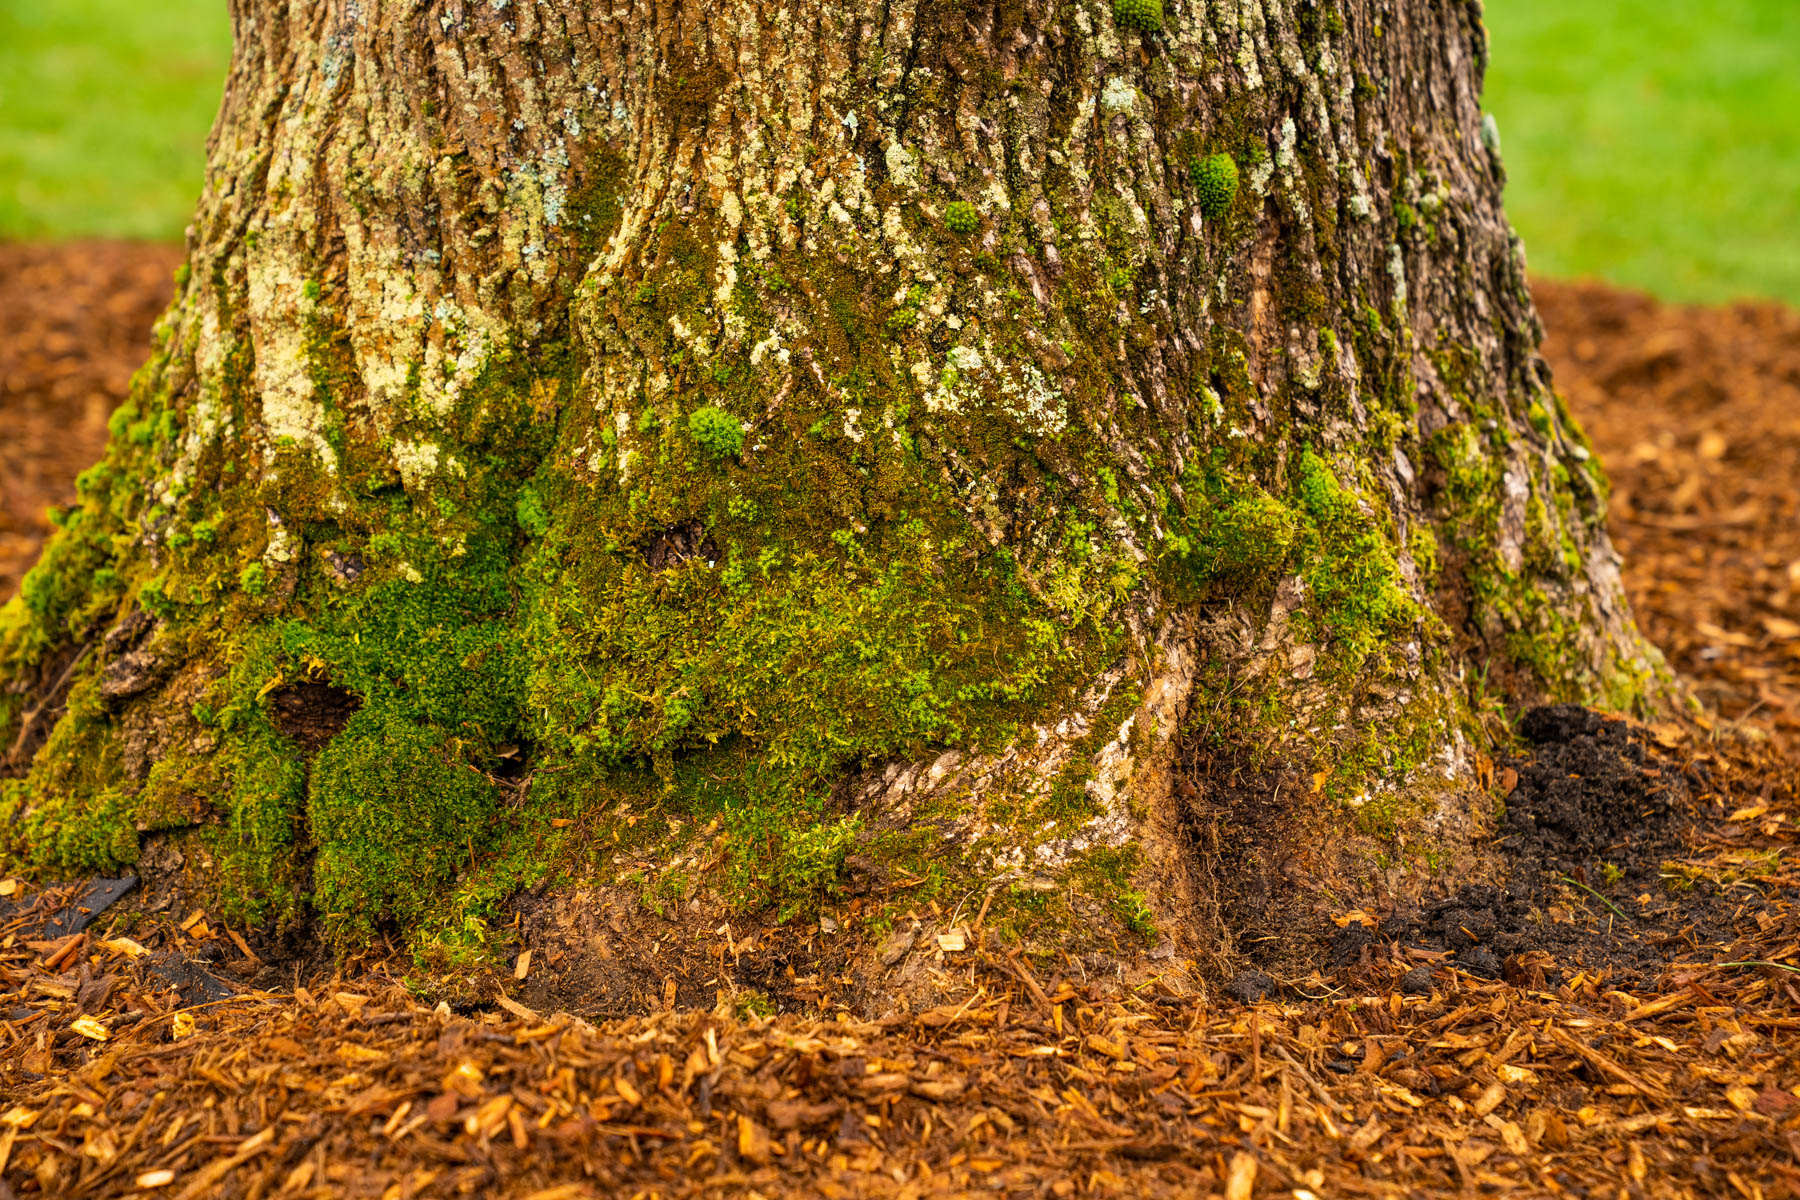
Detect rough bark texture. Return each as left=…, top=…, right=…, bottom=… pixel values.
left=1, top=0, right=1659, bottom=981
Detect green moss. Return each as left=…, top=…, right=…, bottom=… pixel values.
left=307, top=708, right=502, bottom=941
left=1295, top=447, right=1420, bottom=666
left=1113, top=0, right=1164, bottom=34
left=514, top=485, right=551, bottom=536
left=687, top=405, right=745, bottom=459
left=760, top=814, right=860, bottom=921
left=943, top=200, right=980, bottom=234
left=1191, top=154, right=1240, bottom=221
left=1073, top=844, right=1157, bottom=945
left=1198, top=490, right=1300, bottom=584
left=0, top=782, right=138, bottom=876
left=1408, top=523, right=1440, bottom=583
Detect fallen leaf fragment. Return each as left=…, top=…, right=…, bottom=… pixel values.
left=1471, top=1082, right=1506, bottom=1117
left=737, top=1115, right=771, bottom=1166
left=495, top=993, right=538, bottom=1022
left=336, top=1042, right=386, bottom=1064
left=443, top=1061, right=484, bottom=1097
left=524, top=1187, right=592, bottom=1200
left=1346, top=1116, right=1386, bottom=1153
left=1224, top=1151, right=1257, bottom=1200
left=69, top=1015, right=109, bottom=1041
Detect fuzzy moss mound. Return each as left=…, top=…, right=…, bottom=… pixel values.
left=308, top=711, right=501, bottom=940
left=1113, top=0, right=1164, bottom=34
left=688, top=406, right=745, bottom=459
left=942, top=200, right=980, bottom=234
left=1191, top=154, right=1239, bottom=220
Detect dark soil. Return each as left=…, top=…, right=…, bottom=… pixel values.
left=268, top=682, right=363, bottom=752
left=1364, top=704, right=1763, bottom=992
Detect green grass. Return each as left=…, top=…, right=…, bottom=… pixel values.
left=1484, top=0, right=1800, bottom=306
left=0, top=0, right=230, bottom=241
left=1, top=0, right=1796, bottom=309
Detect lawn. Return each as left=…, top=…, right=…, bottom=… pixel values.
left=1, top=0, right=1795, bottom=306
left=1483, top=0, right=1800, bottom=305
left=0, top=0, right=231, bottom=242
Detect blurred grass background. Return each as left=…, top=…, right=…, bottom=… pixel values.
left=0, top=0, right=231, bottom=242
left=1483, top=0, right=1800, bottom=306
left=0, top=0, right=1795, bottom=305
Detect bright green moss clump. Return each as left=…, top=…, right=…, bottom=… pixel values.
left=1114, top=0, right=1164, bottom=33
left=308, top=709, right=502, bottom=940
left=1199, top=491, right=1299, bottom=584
left=688, top=405, right=745, bottom=459
left=1191, top=154, right=1240, bottom=221
left=943, top=201, right=980, bottom=234
left=1296, top=447, right=1420, bottom=665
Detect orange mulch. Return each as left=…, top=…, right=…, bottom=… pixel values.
left=5, top=255, right=1800, bottom=1197
left=1538, top=279, right=1800, bottom=753
left=0, top=242, right=182, bottom=603
left=3, top=825, right=1800, bottom=1200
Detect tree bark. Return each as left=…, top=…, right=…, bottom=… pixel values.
left=1, top=0, right=1659, bottom=977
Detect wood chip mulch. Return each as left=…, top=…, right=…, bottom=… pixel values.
left=0, top=242, right=183, bottom=604
left=4, top=862, right=1800, bottom=1200
left=1538, top=279, right=1800, bottom=756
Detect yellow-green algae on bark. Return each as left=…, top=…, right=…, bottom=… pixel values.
left=1, top=0, right=1661, bottom=967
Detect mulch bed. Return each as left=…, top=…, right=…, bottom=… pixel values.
left=0, top=242, right=182, bottom=604
left=5, top=255, right=1800, bottom=1196
left=1537, top=280, right=1800, bottom=754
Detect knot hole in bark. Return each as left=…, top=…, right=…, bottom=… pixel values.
left=640, top=519, right=718, bottom=571
left=269, top=683, right=362, bottom=752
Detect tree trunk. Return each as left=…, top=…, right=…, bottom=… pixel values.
left=0, top=0, right=1659, bottom=984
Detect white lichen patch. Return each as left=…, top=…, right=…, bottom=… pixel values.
left=244, top=247, right=338, bottom=472
left=1100, top=76, right=1138, bottom=115
left=884, top=142, right=919, bottom=189
left=391, top=438, right=443, bottom=491
left=262, top=509, right=299, bottom=569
